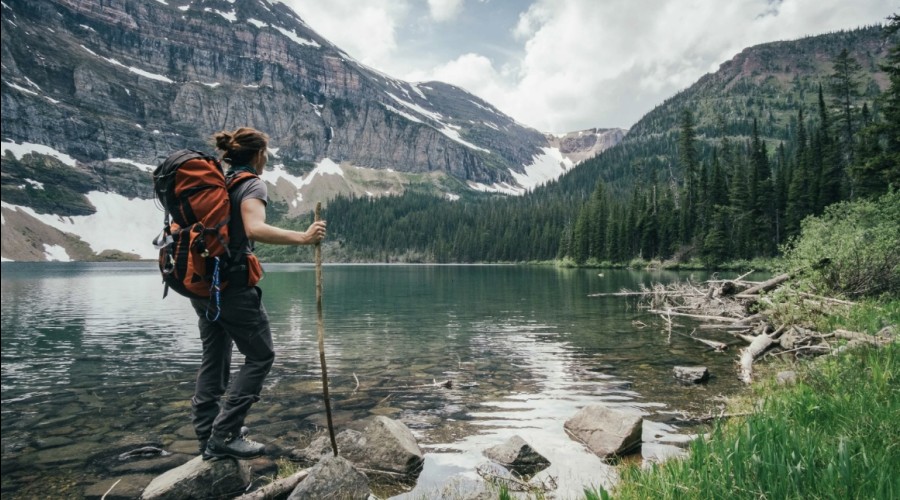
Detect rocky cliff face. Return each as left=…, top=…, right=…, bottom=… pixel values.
left=549, top=128, right=628, bottom=165
left=0, top=0, right=622, bottom=261
left=1, top=0, right=548, bottom=181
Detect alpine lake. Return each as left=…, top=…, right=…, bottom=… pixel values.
left=0, top=263, right=769, bottom=499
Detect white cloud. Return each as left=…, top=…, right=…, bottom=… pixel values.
left=428, top=0, right=464, bottom=22
left=472, top=0, right=893, bottom=133
left=278, top=0, right=409, bottom=70
left=280, top=0, right=893, bottom=134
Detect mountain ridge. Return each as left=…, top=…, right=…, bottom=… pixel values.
left=0, top=0, right=623, bottom=261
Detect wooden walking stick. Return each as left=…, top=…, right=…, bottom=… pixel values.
left=315, top=202, right=338, bottom=456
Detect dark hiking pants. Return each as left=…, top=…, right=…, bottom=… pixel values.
left=190, top=285, right=274, bottom=442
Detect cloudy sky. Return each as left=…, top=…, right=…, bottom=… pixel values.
left=281, top=0, right=894, bottom=134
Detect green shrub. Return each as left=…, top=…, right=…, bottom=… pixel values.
left=781, top=190, right=900, bottom=298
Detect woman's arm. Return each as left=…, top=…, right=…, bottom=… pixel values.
left=241, top=198, right=326, bottom=245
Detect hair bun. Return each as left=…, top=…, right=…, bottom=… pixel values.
left=214, top=131, right=236, bottom=152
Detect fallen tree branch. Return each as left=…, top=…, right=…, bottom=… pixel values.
left=235, top=470, right=309, bottom=500
left=101, top=479, right=121, bottom=500
left=739, top=325, right=785, bottom=384
left=671, top=411, right=753, bottom=424
left=678, top=330, right=728, bottom=351
left=832, top=329, right=886, bottom=345
left=732, top=312, right=767, bottom=327
left=699, top=324, right=752, bottom=330
left=734, top=270, right=755, bottom=282
left=648, top=309, right=740, bottom=322
left=589, top=291, right=702, bottom=297
left=736, top=273, right=792, bottom=297
left=776, top=345, right=831, bottom=356
left=798, top=292, right=856, bottom=306
left=694, top=337, right=728, bottom=351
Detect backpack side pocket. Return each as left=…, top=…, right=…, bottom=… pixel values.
left=246, top=253, right=263, bottom=287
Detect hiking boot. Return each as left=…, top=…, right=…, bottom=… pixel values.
left=198, top=438, right=208, bottom=456
left=202, top=428, right=265, bottom=460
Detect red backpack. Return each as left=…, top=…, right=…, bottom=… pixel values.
left=152, top=150, right=257, bottom=309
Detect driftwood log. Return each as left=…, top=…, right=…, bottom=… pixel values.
left=592, top=270, right=888, bottom=383
left=735, top=273, right=792, bottom=297
left=739, top=326, right=785, bottom=384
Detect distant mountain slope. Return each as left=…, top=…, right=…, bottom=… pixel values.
left=0, top=0, right=623, bottom=261
left=552, top=25, right=894, bottom=199
left=310, top=24, right=896, bottom=264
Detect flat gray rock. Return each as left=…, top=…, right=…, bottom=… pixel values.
left=140, top=456, right=251, bottom=500
left=287, top=455, right=369, bottom=500
left=564, top=404, right=643, bottom=458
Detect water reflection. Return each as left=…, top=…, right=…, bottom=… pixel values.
left=1, top=263, right=760, bottom=498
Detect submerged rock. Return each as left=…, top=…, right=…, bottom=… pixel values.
left=673, top=366, right=710, bottom=384
left=564, top=404, right=643, bottom=458
left=483, top=435, right=550, bottom=476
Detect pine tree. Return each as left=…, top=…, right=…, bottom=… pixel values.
left=702, top=206, right=729, bottom=267
left=772, top=142, right=789, bottom=248
left=849, top=15, right=900, bottom=196
left=572, top=206, right=590, bottom=264
left=828, top=48, right=864, bottom=179
left=587, top=182, right=608, bottom=261
left=677, top=109, right=699, bottom=246
left=656, top=189, right=678, bottom=259
left=816, top=85, right=842, bottom=209
left=605, top=207, right=620, bottom=263
left=748, top=119, right=775, bottom=255
left=787, top=108, right=813, bottom=236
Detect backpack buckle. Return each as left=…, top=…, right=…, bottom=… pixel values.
left=153, top=229, right=174, bottom=250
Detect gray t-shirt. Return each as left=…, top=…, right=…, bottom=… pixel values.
left=228, top=176, right=267, bottom=258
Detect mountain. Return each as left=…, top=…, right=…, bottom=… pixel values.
left=555, top=26, right=895, bottom=199
left=0, top=0, right=623, bottom=262
left=310, top=24, right=896, bottom=264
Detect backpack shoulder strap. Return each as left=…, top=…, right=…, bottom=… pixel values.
left=226, top=170, right=260, bottom=191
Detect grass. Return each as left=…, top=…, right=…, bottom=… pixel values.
left=602, top=342, right=899, bottom=499
left=816, top=299, right=900, bottom=336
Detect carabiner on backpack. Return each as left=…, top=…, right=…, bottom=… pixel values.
left=206, top=256, right=223, bottom=322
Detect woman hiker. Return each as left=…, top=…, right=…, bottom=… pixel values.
left=193, top=127, right=327, bottom=460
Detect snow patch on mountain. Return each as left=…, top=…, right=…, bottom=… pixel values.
left=4, top=78, right=40, bottom=97
left=385, top=92, right=489, bottom=153
left=273, top=25, right=320, bottom=48
left=467, top=181, right=525, bottom=196
left=43, top=244, right=71, bottom=262
left=109, top=158, right=156, bottom=172
left=260, top=158, right=345, bottom=190
left=2, top=140, right=78, bottom=167
left=79, top=45, right=173, bottom=83
left=509, top=148, right=575, bottom=191
left=383, top=103, right=424, bottom=124
left=205, top=8, right=236, bottom=22
left=2, top=194, right=161, bottom=259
